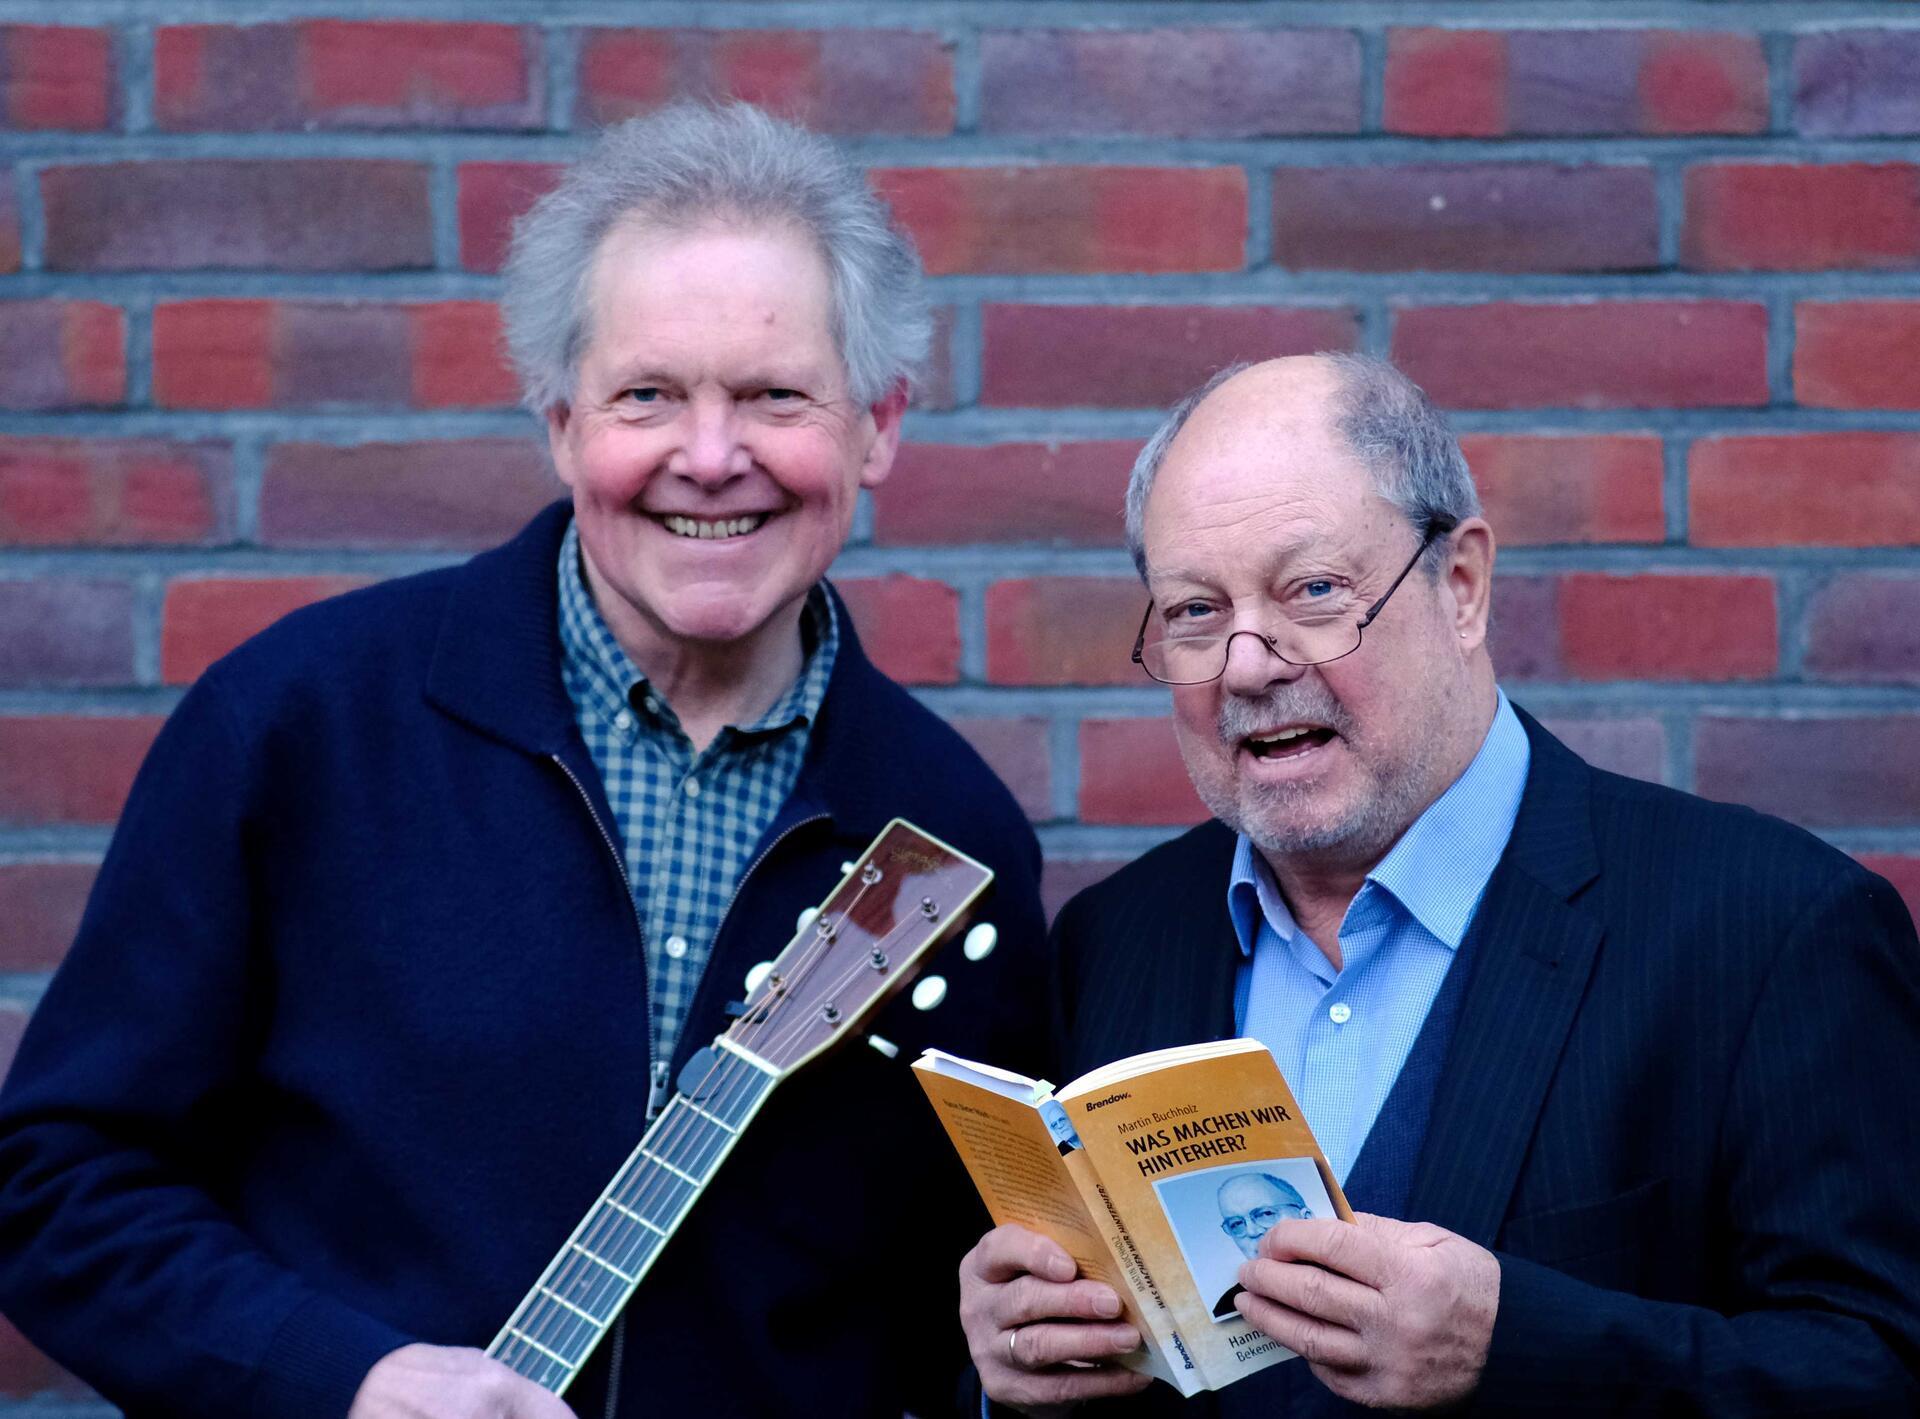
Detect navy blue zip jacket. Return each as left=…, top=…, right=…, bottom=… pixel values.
left=0, top=502, right=1049, bottom=1419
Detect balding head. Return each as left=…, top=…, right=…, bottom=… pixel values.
left=1124, top=353, right=1477, bottom=582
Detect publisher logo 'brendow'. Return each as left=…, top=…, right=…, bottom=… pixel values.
left=1083, top=1092, right=1133, bottom=1111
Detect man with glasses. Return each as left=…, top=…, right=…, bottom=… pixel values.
left=1213, top=1173, right=1315, bottom=1318
left=959, top=353, right=1920, bottom=1416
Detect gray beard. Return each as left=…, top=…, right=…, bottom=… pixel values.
left=1196, top=682, right=1450, bottom=862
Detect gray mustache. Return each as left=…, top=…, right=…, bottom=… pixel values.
left=1216, top=689, right=1353, bottom=745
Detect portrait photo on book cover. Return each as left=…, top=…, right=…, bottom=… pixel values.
left=1152, top=1158, right=1336, bottom=1322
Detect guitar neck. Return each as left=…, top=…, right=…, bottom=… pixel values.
left=485, top=1042, right=779, bottom=1393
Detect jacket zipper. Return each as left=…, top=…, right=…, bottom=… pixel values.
left=551, top=754, right=648, bottom=1419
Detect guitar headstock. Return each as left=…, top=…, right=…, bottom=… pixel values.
left=723, top=819, right=993, bottom=1077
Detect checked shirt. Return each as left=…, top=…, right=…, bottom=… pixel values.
left=556, top=520, right=837, bottom=1065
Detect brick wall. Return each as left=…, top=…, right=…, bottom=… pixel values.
left=3, top=1, right=1919, bottom=1406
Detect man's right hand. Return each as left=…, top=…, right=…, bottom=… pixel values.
left=348, top=1344, right=578, bottom=1419
left=959, top=1223, right=1152, bottom=1415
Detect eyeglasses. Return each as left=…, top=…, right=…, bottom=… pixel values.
left=1220, top=1202, right=1312, bottom=1239
left=1132, top=517, right=1457, bottom=687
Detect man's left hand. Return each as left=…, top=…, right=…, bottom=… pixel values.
left=1234, top=1212, right=1499, bottom=1410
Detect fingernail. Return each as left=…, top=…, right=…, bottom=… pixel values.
left=1095, top=1293, right=1121, bottom=1317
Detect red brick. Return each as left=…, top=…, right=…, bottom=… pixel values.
left=950, top=717, right=1052, bottom=822
left=1041, top=858, right=1124, bottom=921
left=0, top=1312, right=92, bottom=1401
left=1392, top=301, right=1768, bottom=410
left=1794, top=302, right=1920, bottom=410
left=833, top=575, right=960, bottom=686
left=457, top=162, right=563, bottom=274
left=41, top=161, right=432, bottom=272
left=980, top=28, right=1358, bottom=137
left=1696, top=717, right=1920, bottom=828
left=1272, top=163, right=1656, bottom=273
left=157, top=22, right=537, bottom=129
left=1536, top=717, right=1666, bottom=784
left=873, top=441, right=1137, bottom=547
left=1795, top=32, right=1920, bottom=139
left=0, top=579, right=135, bottom=687
left=0, top=716, right=162, bottom=825
left=0, top=860, right=96, bottom=970
left=1385, top=29, right=1763, bottom=138
left=1385, top=29, right=1506, bottom=137
left=0, top=300, right=124, bottom=409
left=1486, top=574, right=1560, bottom=681
left=1558, top=573, right=1777, bottom=681
left=260, top=440, right=555, bottom=549
left=1804, top=574, right=1920, bottom=683
left=985, top=578, right=1145, bottom=686
left=871, top=167, right=1246, bottom=276
left=155, top=300, right=504, bottom=410
left=1640, top=32, right=1768, bottom=135
left=300, top=21, right=538, bottom=127
left=577, top=28, right=953, bottom=135
left=411, top=301, right=517, bottom=409
left=0, top=438, right=230, bottom=546
left=1684, top=163, right=1920, bottom=271
left=980, top=304, right=1357, bottom=409
left=0, top=25, right=112, bottom=129
left=1461, top=434, right=1664, bottom=545
left=0, top=172, right=18, bottom=271
left=1857, top=854, right=1920, bottom=925
left=1078, top=718, right=1208, bottom=826
left=1690, top=434, right=1920, bottom=547
left=162, top=575, right=373, bottom=685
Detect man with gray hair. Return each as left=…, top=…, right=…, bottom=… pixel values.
left=0, top=103, right=1046, bottom=1418
left=960, top=354, right=1920, bottom=1415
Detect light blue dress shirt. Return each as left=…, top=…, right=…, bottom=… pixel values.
left=1229, top=692, right=1530, bottom=1185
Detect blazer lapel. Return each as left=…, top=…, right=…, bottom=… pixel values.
left=1405, top=712, right=1604, bottom=1245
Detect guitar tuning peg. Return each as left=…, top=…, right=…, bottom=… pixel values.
left=910, top=975, right=947, bottom=1012
left=744, top=961, right=775, bottom=994
left=866, top=1034, right=899, bottom=1059
left=840, top=860, right=856, bottom=874
left=794, top=907, right=819, bottom=933
left=962, top=923, right=998, bottom=962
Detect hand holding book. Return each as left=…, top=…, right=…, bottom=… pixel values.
left=959, top=1223, right=1154, bottom=1413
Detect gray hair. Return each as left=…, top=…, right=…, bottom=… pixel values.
left=501, top=102, right=931, bottom=413
left=1122, top=352, right=1481, bottom=579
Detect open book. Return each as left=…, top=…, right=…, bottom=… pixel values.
left=915, top=1038, right=1351, bottom=1397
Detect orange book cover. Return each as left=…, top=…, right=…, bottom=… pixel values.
left=915, top=1039, right=1351, bottom=1396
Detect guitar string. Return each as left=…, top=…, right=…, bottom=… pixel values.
left=506, top=864, right=951, bottom=1365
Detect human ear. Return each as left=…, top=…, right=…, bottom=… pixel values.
left=545, top=404, right=578, bottom=490
left=856, top=381, right=910, bottom=491
left=1444, top=518, right=1495, bottom=651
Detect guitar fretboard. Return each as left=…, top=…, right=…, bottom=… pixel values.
left=487, top=1047, right=777, bottom=1389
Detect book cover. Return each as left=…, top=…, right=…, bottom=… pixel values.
left=915, top=1039, right=1350, bottom=1396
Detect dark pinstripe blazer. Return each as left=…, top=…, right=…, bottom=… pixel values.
left=1047, top=710, right=1920, bottom=1416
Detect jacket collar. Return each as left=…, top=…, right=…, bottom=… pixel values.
left=424, top=500, right=903, bottom=839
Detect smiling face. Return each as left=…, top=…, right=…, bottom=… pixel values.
left=1140, top=358, right=1492, bottom=868
left=546, top=217, right=903, bottom=671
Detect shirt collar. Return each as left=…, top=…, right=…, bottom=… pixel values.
left=555, top=519, right=838, bottom=739
left=1227, top=690, right=1530, bottom=957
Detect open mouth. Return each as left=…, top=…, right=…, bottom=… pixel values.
left=653, top=512, right=772, bottom=541
left=1243, top=726, right=1338, bottom=760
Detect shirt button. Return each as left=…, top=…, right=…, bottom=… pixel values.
left=664, top=935, right=688, bottom=959
left=613, top=711, right=633, bottom=731
left=643, top=695, right=661, bottom=715
left=684, top=778, right=701, bottom=798
left=1328, top=1002, right=1352, bottom=1025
